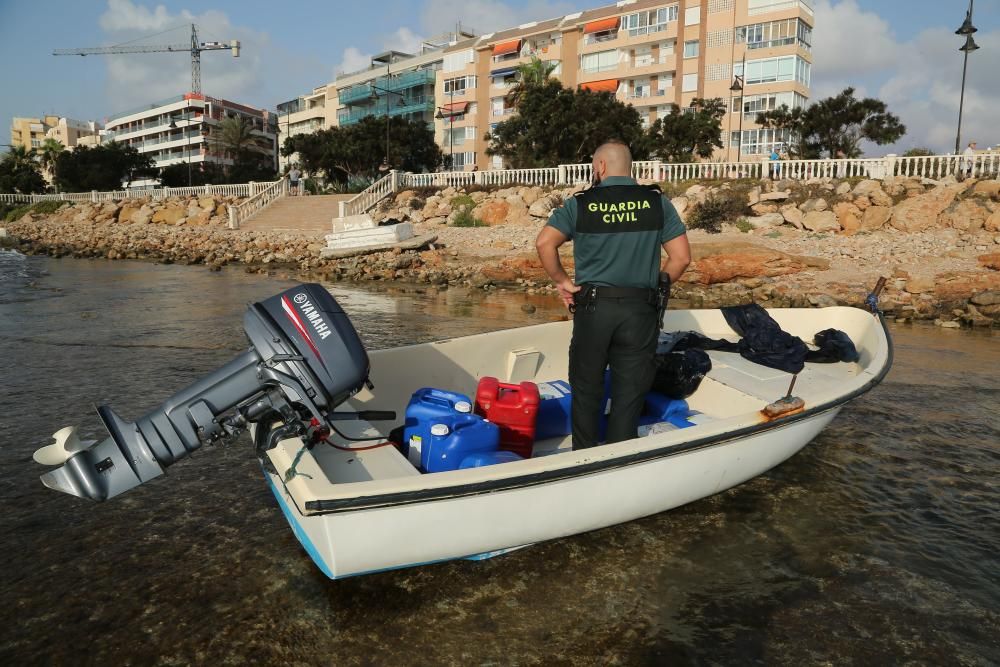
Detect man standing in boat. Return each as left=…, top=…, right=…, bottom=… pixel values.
left=535, top=140, right=691, bottom=449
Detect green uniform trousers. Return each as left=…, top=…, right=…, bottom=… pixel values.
left=568, top=295, right=659, bottom=449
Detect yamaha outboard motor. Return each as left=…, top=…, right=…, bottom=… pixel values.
left=34, top=284, right=381, bottom=501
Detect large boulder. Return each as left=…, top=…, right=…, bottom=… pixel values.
left=747, top=213, right=784, bottom=229
left=986, top=210, right=1000, bottom=232
left=671, top=196, right=689, bottom=220
left=891, top=185, right=963, bottom=232
left=972, top=180, right=1000, bottom=199
left=781, top=204, right=803, bottom=229
left=861, top=206, right=893, bottom=232
left=528, top=196, right=556, bottom=218
left=760, top=190, right=791, bottom=202
left=473, top=200, right=510, bottom=226
left=833, top=202, right=861, bottom=235
left=131, top=204, right=154, bottom=225
left=979, top=254, right=1000, bottom=271
left=869, top=188, right=893, bottom=208
left=800, top=197, right=829, bottom=213
left=684, top=242, right=829, bottom=285
left=852, top=180, right=882, bottom=197
left=971, top=289, right=1000, bottom=306
left=153, top=206, right=187, bottom=225
left=802, top=210, right=840, bottom=233
left=940, top=199, right=988, bottom=231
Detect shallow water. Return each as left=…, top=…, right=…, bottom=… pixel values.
left=1, top=253, right=997, bottom=666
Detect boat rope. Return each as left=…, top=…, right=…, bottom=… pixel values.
left=283, top=445, right=314, bottom=483
left=321, top=437, right=398, bottom=452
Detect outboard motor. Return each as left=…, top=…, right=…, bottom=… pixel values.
left=34, top=284, right=384, bottom=501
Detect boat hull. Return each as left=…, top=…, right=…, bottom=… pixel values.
left=265, top=408, right=839, bottom=579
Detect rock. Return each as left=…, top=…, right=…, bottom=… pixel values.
left=521, top=187, right=541, bottom=207
left=835, top=182, right=852, bottom=196
left=869, top=188, right=893, bottom=208
left=198, top=197, right=215, bottom=211
left=528, top=196, right=556, bottom=218
left=981, top=253, right=1000, bottom=271
left=671, top=196, right=689, bottom=219
left=152, top=207, right=186, bottom=225
left=686, top=184, right=706, bottom=198
left=800, top=198, right=828, bottom=213
left=941, top=199, right=988, bottom=231
left=802, top=210, right=839, bottom=233
left=972, top=179, right=1000, bottom=199
left=861, top=206, right=892, bottom=232
left=750, top=203, right=779, bottom=215
left=962, top=304, right=995, bottom=327
left=132, top=205, right=154, bottom=225
left=394, top=189, right=417, bottom=205
left=684, top=242, right=828, bottom=285
left=473, top=200, right=509, bottom=226
left=970, top=289, right=1000, bottom=306
left=117, top=203, right=141, bottom=223
left=905, top=277, right=935, bottom=294
left=748, top=187, right=761, bottom=206
left=854, top=196, right=871, bottom=211
left=983, top=210, right=1000, bottom=232
left=935, top=319, right=961, bottom=328
left=759, top=190, right=791, bottom=202
left=852, top=180, right=882, bottom=196
left=808, top=294, right=838, bottom=307
left=891, top=185, right=962, bottom=232
left=780, top=204, right=803, bottom=229
left=747, top=213, right=784, bottom=229
left=521, top=304, right=536, bottom=314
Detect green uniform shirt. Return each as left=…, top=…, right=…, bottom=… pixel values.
left=546, top=176, right=686, bottom=289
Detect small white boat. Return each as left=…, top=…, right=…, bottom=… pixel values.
left=261, top=305, right=892, bottom=579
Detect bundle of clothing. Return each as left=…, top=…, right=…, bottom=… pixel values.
left=652, top=303, right=860, bottom=399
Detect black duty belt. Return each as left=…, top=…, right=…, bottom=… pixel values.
left=576, top=284, right=657, bottom=300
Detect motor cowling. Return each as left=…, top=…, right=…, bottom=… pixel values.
left=35, top=284, right=370, bottom=501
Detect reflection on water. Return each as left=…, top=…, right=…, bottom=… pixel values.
left=0, top=255, right=997, bottom=665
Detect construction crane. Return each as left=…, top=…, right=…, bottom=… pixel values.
left=54, top=24, right=240, bottom=95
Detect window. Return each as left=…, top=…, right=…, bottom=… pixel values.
left=656, top=72, right=674, bottom=93
left=444, top=49, right=473, bottom=73
left=736, top=92, right=808, bottom=118
left=580, top=49, right=620, bottom=73
left=734, top=128, right=792, bottom=155
left=683, top=41, right=699, bottom=58
left=622, top=6, right=678, bottom=37
left=659, top=40, right=675, bottom=60
left=685, top=7, right=701, bottom=26
left=736, top=18, right=812, bottom=50
left=444, top=75, right=477, bottom=94
left=452, top=151, right=476, bottom=168
left=630, top=78, right=651, bottom=98
left=444, top=126, right=476, bottom=146
left=682, top=73, right=698, bottom=92
left=735, top=55, right=810, bottom=86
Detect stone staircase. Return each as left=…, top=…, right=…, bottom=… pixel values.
left=237, top=194, right=353, bottom=237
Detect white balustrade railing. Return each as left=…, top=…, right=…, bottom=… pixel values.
left=0, top=182, right=257, bottom=206
left=338, top=171, right=397, bottom=219
left=227, top=179, right=288, bottom=229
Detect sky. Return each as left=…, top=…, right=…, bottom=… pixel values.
left=0, top=0, right=997, bottom=155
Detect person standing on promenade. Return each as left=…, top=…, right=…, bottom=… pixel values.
left=288, top=165, right=302, bottom=196
left=535, top=140, right=691, bottom=450
left=964, top=141, right=977, bottom=179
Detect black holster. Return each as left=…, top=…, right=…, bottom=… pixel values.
left=656, top=272, right=671, bottom=328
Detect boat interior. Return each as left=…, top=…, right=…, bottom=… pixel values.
left=267, top=307, right=889, bottom=513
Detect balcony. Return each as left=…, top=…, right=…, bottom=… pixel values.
left=583, top=32, right=619, bottom=46
left=339, top=70, right=437, bottom=105
left=339, top=99, right=435, bottom=125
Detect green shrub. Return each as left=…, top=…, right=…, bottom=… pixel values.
left=4, top=205, right=31, bottom=222
left=31, top=201, right=63, bottom=215
left=451, top=209, right=483, bottom=227
left=735, top=217, right=753, bottom=233
left=686, top=192, right=748, bottom=234
left=450, top=194, right=475, bottom=211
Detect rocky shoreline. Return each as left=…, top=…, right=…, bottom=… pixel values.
left=3, top=178, right=1000, bottom=327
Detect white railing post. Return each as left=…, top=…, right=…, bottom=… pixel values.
left=91, top=190, right=97, bottom=203
left=228, top=205, right=237, bottom=230
left=558, top=164, right=568, bottom=185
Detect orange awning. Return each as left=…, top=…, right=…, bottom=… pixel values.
left=583, top=17, right=620, bottom=34
left=439, top=102, right=469, bottom=117
left=493, top=39, right=522, bottom=56
left=580, top=79, right=619, bottom=93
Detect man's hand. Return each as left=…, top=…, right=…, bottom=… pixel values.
left=556, top=278, right=581, bottom=309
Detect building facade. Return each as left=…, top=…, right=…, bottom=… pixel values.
left=437, top=0, right=814, bottom=170
left=276, top=85, right=337, bottom=171
left=104, top=93, right=277, bottom=186
left=10, top=115, right=101, bottom=151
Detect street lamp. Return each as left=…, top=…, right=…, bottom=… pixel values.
left=167, top=113, right=193, bottom=186
left=367, top=60, right=408, bottom=173
left=954, top=0, right=979, bottom=155
left=434, top=86, right=457, bottom=171
left=730, top=68, right=745, bottom=164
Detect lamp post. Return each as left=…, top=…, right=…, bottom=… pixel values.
left=434, top=86, right=457, bottom=171
left=730, top=59, right=745, bottom=165
left=368, top=81, right=406, bottom=173
left=167, top=112, right=192, bottom=186
left=954, top=0, right=979, bottom=155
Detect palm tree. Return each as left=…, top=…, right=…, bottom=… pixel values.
left=505, top=57, right=558, bottom=108
left=38, top=138, right=64, bottom=189
left=214, top=115, right=257, bottom=163
left=6, top=144, right=36, bottom=166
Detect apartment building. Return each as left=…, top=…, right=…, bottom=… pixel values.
left=276, top=85, right=337, bottom=170
left=104, top=93, right=277, bottom=186
left=10, top=115, right=101, bottom=151
left=437, top=0, right=814, bottom=170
